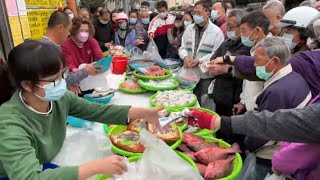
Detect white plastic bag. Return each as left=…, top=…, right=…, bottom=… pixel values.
left=131, top=47, right=144, bottom=60
left=264, top=173, right=287, bottom=180
left=78, top=64, right=110, bottom=91
left=235, top=154, right=257, bottom=180
left=176, top=67, right=200, bottom=86
left=112, top=129, right=203, bottom=180
left=51, top=130, right=113, bottom=166
left=143, top=39, right=163, bottom=63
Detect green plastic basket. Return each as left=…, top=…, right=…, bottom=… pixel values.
left=137, top=78, right=179, bottom=91
left=150, top=92, right=197, bottom=109
left=133, top=69, right=172, bottom=80
left=103, top=124, right=109, bottom=134
left=167, top=107, right=219, bottom=137
left=118, top=81, right=149, bottom=94
left=203, top=136, right=243, bottom=180
left=108, top=125, right=183, bottom=157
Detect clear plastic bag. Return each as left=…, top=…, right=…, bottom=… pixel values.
left=51, top=130, right=113, bottom=166
left=264, top=173, right=287, bottom=180
left=131, top=47, right=144, bottom=60
left=112, top=129, right=203, bottom=180
left=235, top=154, right=257, bottom=180
left=143, top=39, right=163, bottom=63
left=176, top=68, right=200, bottom=86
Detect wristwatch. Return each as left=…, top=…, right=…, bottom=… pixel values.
left=223, top=55, right=231, bottom=64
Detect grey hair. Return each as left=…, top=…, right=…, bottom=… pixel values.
left=263, top=0, right=286, bottom=16
left=256, top=37, right=291, bottom=65
left=227, top=8, right=248, bottom=26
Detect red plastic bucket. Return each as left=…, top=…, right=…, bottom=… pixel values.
left=112, top=56, right=129, bottom=74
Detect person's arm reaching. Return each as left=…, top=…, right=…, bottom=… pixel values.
left=224, top=103, right=320, bottom=143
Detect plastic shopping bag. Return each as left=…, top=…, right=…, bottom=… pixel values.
left=235, top=154, right=257, bottom=180
left=176, top=67, right=200, bottom=86
left=143, top=39, right=163, bottom=63
left=131, top=47, right=144, bottom=60
left=264, top=173, right=287, bottom=180
left=78, top=63, right=110, bottom=91
left=111, top=129, right=203, bottom=180
left=51, top=130, right=113, bottom=166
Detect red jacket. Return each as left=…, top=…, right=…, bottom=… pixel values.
left=62, top=37, right=104, bottom=71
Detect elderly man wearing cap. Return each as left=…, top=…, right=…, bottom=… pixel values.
left=114, top=12, right=136, bottom=51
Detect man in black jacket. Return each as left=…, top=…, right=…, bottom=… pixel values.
left=93, top=8, right=115, bottom=52
left=206, top=8, right=250, bottom=117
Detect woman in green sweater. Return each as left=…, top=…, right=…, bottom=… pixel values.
left=0, top=40, right=162, bottom=180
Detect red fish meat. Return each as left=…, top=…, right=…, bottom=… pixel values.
left=183, top=133, right=217, bottom=152
left=204, top=156, right=234, bottom=180
left=178, top=143, right=192, bottom=152
left=196, top=163, right=207, bottom=177
left=184, top=152, right=196, bottom=161
left=194, top=146, right=237, bottom=165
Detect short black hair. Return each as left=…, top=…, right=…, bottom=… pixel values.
left=129, top=10, right=139, bottom=17
left=156, top=1, right=168, bottom=10
left=8, top=40, right=63, bottom=89
left=99, top=8, right=110, bottom=16
left=241, top=11, right=270, bottom=35
left=150, top=12, right=158, bottom=21
left=141, top=1, right=150, bottom=7
left=212, top=0, right=228, bottom=13
left=195, top=1, right=210, bottom=12
left=47, top=11, right=70, bottom=29
left=224, top=0, right=236, bottom=9
left=63, top=7, right=72, bottom=12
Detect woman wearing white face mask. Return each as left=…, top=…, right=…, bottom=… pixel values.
left=275, top=6, right=319, bottom=54
left=62, top=17, right=104, bottom=73
left=0, top=41, right=163, bottom=180
left=114, top=12, right=136, bottom=52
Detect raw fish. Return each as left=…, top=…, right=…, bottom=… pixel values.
left=204, top=156, right=234, bottom=180
left=196, top=163, right=207, bottom=177
left=194, top=144, right=240, bottom=165
left=184, top=152, right=196, bottom=161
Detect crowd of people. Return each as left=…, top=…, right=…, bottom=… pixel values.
left=0, top=0, right=320, bottom=179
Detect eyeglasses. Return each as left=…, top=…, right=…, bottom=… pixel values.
left=38, top=68, right=69, bottom=87
left=226, top=25, right=239, bottom=31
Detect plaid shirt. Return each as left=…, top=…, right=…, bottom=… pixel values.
left=193, top=22, right=208, bottom=59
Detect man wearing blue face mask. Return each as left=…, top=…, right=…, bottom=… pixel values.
left=205, top=9, right=250, bottom=117
left=179, top=0, right=224, bottom=104
left=134, top=10, right=150, bottom=51
left=93, top=8, right=115, bottom=52
left=211, top=0, right=227, bottom=38
left=244, top=37, right=312, bottom=178
left=148, top=1, right=175, bottom=58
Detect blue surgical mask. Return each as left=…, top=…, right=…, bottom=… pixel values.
left=35, top=79, right=67, bottom=101
left=255, top=58, right=275, bottom=80
left=241, top=29, right=256, bottom=47
left=281, top=33, right=296, bottom=50
left=211, top=10, right=218, bottom=20
left=159, top=12, right=168, bottom=19
left=142, top=18, right=150, bottom=25
left=227, top=30, right=237, bottom=40
left=193, top=15, right=204, bottom=24
left=129, top=18, right=137, bottom=25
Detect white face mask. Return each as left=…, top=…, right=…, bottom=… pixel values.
left=68, top=14, right=74, bottom=20
left=184, top=21, right=192, bottom=27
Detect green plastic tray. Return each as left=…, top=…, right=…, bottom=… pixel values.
left=169, top=107, right=219, bottom=137
left=103, top=124, right=109, bottom=134
left=203, top=137, right=243, bottom=180
left=137, top=78, right=179, bottom=91
left=118, top=81, right=148, bottom=94
left=108, top=125, right=183, bottom=157
left=150, top=91, right=197, bottom=109
left=133, top=69, right=172, bottom=80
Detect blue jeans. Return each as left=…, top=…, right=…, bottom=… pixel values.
left=0, top=163, right=59, bottom=180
